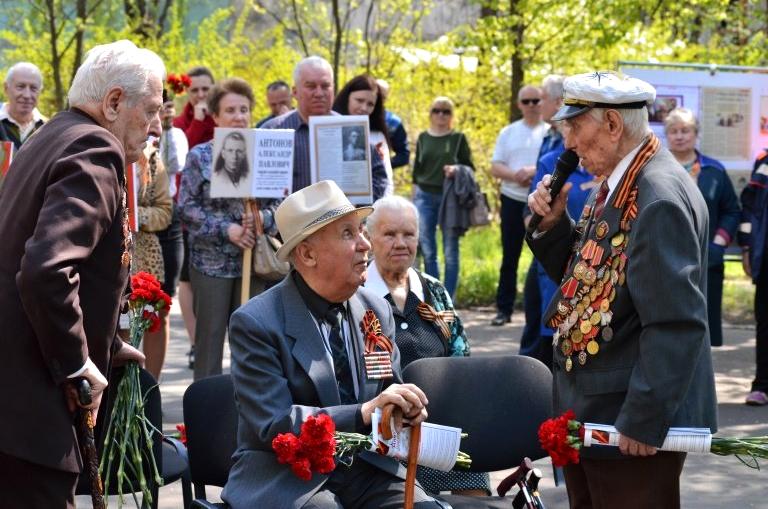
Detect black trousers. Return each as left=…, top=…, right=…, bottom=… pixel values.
left=0, top=450, right=78, bottom=509
left=563, top=452, right=686, bottom=509
left=303, top=460, right=447, bottom=509
left=496, top=195, right=527, bottom=315
left=751, top=256, right=768, bottom=392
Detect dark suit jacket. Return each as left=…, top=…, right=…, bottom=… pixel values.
left=222, top=274, right=406, bottom=509
left=529, top=147, right=718, bottom=457
left=0, top=108, right=128, bottom=473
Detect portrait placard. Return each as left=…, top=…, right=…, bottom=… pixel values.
left=309, top=115, right=372, bottom=205
left=210, top=128, right=294, bottom=199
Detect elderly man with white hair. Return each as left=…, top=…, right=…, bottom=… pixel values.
left=222, top=180, right=445, bottom=509
left=527, top=71, right=717, bottom=508
left=262, top=56, right=388, bottom=201
left=0, top=61, right=47, bottom=149
left=0, top=40, right=163, bottom=506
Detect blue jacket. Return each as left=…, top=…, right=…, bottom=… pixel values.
left=739, top=149, right=768, bottom=282
left=385, top=110, right=410, bottom=169
left=694, top=151, right=740, bottom=268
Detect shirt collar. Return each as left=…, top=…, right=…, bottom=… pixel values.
left=293, top=271, right=346, bottom=321
left=366, top=260, right=425, bottom=302
left=0, top=102, right=45, bottom=126
left=605, top=140, right=643, bottom=202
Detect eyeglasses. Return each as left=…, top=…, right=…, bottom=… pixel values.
left=520, top=98, right=541, bottom=106
left=431, top=108, right=453, bottom=115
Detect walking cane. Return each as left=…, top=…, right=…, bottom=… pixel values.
left=381, top=404, right=421, bottom=509
left=74, top=378, right=106, bottom=509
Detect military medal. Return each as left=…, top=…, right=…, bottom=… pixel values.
left=360, top=310, right=394, bottom=380
left=586, top=340, right=599, bottom=355
left=595, top=220, right=609, bottom=240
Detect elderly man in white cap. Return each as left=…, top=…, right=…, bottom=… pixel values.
left=527, top=71, right=717, bottom=508
left=222, top=180, right=445, bottom=509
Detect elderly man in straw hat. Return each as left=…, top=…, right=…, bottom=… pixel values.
left=222, top=180, right=445, bottom=509
left=527, top=72, right=717, bottom=508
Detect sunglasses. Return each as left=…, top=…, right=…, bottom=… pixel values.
left=521, top=98, right=541, bottom=106
left=431, top=108, right=453, bottom=115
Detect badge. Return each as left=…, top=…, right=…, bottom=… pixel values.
left=611, top=232, right=625, bottom=248
left=599, top=298, right=610, bottom=313
left=586, top=340, right=600, bottom=355
left=595, top=220, right=609, bottom=240
left=579, top=320, right=592, bottom=334
left=571, top=329, right=583, bottom=344
left=573, top=261, right=587, bottom=281
left=578, top=350, right=588, bottom=366
left=566, top=356, right=573, bottom=372
left=364, top=351, right=394, bottom=380
left=589, top=312, right=601, bottom=325
left=583, top=267, right=597, bottom=285
left=602, top=326, right=614, bottom=341
left=557, top=300, right=571, bottom=316
left=561, top=339, right=573, bottom=356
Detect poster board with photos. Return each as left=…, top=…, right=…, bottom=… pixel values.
left=620, top=65, right=768, bottom=195
left=309, top=115, right=373, bottom=205
left=0, top=141, right=13, bottom=190
left=210, top=127, right=294, bottom=199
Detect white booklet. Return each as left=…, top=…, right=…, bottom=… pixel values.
left=583, top=423, right=712, bottom=453
left=369, top=408, right=462, bottom=471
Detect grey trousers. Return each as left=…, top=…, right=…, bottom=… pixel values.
left=303, top=460, right=451, bottom=509
left=189, top=267, right=266, bottom=381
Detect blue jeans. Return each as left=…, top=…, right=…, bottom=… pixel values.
left=496, top=195, right=527, bottom=315
left=414, top=186, right=460, bottom=297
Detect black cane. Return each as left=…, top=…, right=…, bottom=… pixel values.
left=74, top=378, right=106, bottom=509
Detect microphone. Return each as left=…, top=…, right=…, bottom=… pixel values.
left=526, top=149, right=580, bottom=234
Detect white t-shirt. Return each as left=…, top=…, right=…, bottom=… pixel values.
left=492, top=119, right=548, bottom=201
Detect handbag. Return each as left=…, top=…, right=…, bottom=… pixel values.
left=469, top=190, right=491, bottom=227
left=251, top=200, right=291, bottom=281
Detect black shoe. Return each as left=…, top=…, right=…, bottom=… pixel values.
left=188, top=346, right=195, bottom=369
left=491, top=312, right=511, bottom=326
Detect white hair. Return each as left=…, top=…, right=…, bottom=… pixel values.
left=541, top=75, right=564, bottom=100
left=367, top=195, right=419, bottom=237
left=68, top=40, right=165, bottom=108
left=5, top=62, right=43, bottom=88
left=664, top=107, right=699, bottom=134
left=292, top=56, right=333, bottom=85
left=589, top=106, right=650, bottom=142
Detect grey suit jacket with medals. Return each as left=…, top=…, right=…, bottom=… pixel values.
left=221, top=273, right=406, bottom=509
left=528, top=147, right=718, bottom=458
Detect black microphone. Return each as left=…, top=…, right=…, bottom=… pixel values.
left=526, top=149, right=580, bottom=234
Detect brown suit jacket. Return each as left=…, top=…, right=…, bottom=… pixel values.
left=0, top=108, right=128, bottom=473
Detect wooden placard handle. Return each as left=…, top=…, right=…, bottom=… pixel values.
left=240, top=198, right=253, bottom=305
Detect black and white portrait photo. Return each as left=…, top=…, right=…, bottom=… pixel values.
left=342, top=125, right=366, bottom=162
left=211, top=129, right=254, bottom=198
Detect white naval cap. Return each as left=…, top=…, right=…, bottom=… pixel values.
left=552, top=71, right=656, bottom=121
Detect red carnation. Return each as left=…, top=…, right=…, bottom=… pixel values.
left=175, top=423, right=187, bottom=445
left=291, top=458, right=313, bottom=481
left=538, top=410, right=583, bottom=467
left=272, top=433, right=302, bottom=465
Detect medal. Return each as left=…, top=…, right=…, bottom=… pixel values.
left=595, top=220, right=609, bottom=240
left=583, top=267, right=597, bottom=285
left=566, top=356, right=573, bottom=372
left=586, top=340, right=600, bottom=355
left=573, top=261, right=587, bottom=281
left=579, top=320, right=592, bottom=334
left=602, top=326, right=614, bottom=341
left=561, top=339, right=573, bottom=356
left=571, top=329, right=583, bottom=344
left=578, top=350, right=588, bottom=366
left=364, top=351, right=393, bottom=380
left=610, top=232, right=625, bottom=248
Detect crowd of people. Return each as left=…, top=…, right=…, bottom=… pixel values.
left=1, top=39, right=768, bottom=509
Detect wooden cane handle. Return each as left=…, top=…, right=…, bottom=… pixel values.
left=404, top=422, right=421, bottom=509
left=380, top=403, right=397, bottom=440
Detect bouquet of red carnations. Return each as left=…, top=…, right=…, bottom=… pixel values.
left=100, top=272, right=171, bottom=507
left=166, top=73, right=191, bottom=96
left=272, top=413, right=471, bottom=481
left=539, top=410, right=768, bottom=469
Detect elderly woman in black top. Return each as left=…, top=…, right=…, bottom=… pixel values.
left=365, top=195, right=489, bottom=496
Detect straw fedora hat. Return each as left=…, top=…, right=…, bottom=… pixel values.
left=274, top=180, right=373, bottom=262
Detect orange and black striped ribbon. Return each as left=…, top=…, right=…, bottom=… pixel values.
left=416, top=302, right=453, bottom=342
left=612, top=134, right=660, bottom=210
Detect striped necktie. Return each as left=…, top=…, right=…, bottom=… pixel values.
left=593, top=180, right=609, bottom=219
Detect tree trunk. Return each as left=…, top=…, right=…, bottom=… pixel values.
left=45, top=0, right=65, bottom=111
left=331, top=0, right=343, bottom=84
left=509, top=0, right=524, bottom=123
left=70, top=0, right=87, bottom=90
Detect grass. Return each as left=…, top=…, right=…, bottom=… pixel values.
left=430, top=223, right=755, bottom=325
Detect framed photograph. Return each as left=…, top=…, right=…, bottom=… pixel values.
left=649, top=95, right=683, bottom=124
left=309, top=115, right=372, bottom=205
left=210, top=128, right=294, bottom=199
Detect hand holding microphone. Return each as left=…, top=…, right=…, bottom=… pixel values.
left=526, top=149, right=579, bottom=234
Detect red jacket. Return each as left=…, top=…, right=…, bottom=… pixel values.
left=172, top=101, right=215, bottom=149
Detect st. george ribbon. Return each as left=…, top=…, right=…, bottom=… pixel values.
left=526, top=149, right=580, bottom=235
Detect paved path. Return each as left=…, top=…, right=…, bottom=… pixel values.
left=77, top=303, right=768, bottom=508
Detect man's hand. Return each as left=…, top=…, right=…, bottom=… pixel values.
left=527, top=174, right=572, bottom=233
left=193, top=101, right=209, bottom=121
left=113, top=342, right=146, bottom=368
left=64, top=358, right=108, bottom=421
left=361, top=383, right=429, bottom=429
left=443, top=164, right=457, bottom=179
left=618, top=434, right=658, bottom=457
left=514, top=165, right=536, bottom=186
